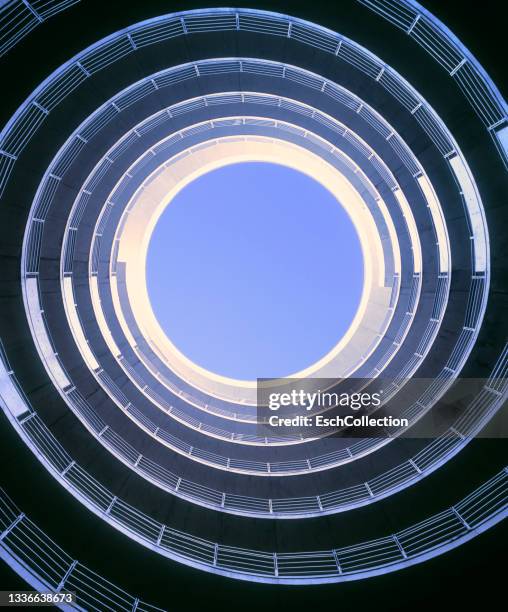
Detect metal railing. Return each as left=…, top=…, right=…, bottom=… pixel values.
left=0, top=4, right=505, bottom=585
left=358, top=0, right=507, bottom=167
left=0, top=487, right=163, bottom=610
left=0, top=0, right=79, bottom=57
left=0, top=444, right=506, bottom=584
left=1, top=6, right=501, bottom=190
left=14, top=62, right=495, bottom=485
left=1, top=339, right=506, bottom=519
left=86, top=104, right=417, bottom=433
left=0, top=0, right=501, bottom=513
left=3, top=10, right=487, bottom=454
left=26, top=61, right=459, bottom=420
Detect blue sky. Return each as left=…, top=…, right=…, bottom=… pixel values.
left=146, top=162, right=364, bottom=380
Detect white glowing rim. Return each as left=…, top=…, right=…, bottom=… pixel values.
left=109, top=135, right=402, bottom=404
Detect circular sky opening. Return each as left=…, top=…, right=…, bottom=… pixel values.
left=146, top=161, right=364, bottom=380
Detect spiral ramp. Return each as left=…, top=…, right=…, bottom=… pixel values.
left=0, top=1, right=506, bottom=609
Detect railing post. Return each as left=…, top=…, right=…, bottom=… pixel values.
left=0, top=513, right=25, bottom=542
left=452, top=506, right=471, bottom=530
left=273, top=553, right=278, bottom=577
left=409, top=458, right=422, bottom=474
left=365, top=482, right=374, bottom=497
left=332, top=549, right=342, bottom=574
left=22, top=1, right=43, bottom=23
left=156, top=525, right=165, bottom=546
left=56, top=560, right=77, bottom=592
left=105, top=496, right=117, bottom=515
left=392, top=534, right=408, bottom=559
